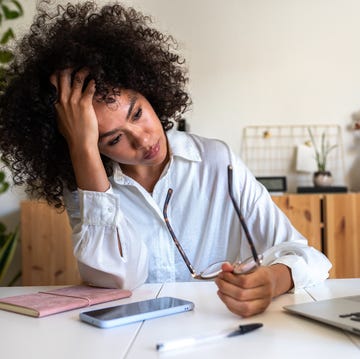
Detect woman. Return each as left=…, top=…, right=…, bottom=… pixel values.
left=0, top=1, right=331, bottom=317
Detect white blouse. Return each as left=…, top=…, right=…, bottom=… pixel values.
left=64, top=129, right=331, bottom=290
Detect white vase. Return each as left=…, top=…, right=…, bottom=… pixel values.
left=313, top=171, right=333, bottom=187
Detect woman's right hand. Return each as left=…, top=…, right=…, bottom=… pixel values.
left=50, top=68, right=110, bottom=192
left=50, top=68, right=98, bottom=151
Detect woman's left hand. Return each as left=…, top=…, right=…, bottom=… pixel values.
left=214, top=262, right=293, bottom=317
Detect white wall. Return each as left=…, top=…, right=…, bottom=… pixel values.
left=123, top=0, right=360, bottom=189
left=2, top=0, right=360, bottom=222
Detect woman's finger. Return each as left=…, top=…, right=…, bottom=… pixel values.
left=217, top=289, right=269, bottom=317
left=82, top=78, right=96, bottom=100
left=57, top=68, right=72, bottom=102
left=70, top=68, right=91, bottom=95
left=49, top=71, right=59, bottom=90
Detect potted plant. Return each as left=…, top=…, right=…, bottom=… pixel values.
left=0, top=0, right=24, bottom=285
left=0, top=170, right=20, bottom=285
left=307, top=127, right=338, bottom=187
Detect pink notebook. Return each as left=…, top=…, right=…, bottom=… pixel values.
left=0, top=285, right=132, bottom=317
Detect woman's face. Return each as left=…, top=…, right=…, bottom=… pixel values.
left=95, top=90, right=168, bottom=169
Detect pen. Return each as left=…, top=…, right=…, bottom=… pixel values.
left=156, top=323, right=263, bottom=352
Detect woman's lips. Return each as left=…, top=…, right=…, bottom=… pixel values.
left=144, top=140, right=160, bottom=160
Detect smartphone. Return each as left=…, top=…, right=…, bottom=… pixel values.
left=79, top=296, right=194, bottom=328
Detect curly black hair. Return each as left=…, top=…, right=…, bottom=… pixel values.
left=0, top=0, right=190, bottom=208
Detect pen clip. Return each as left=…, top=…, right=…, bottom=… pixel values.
left=238, top=323, right=263, bottom=334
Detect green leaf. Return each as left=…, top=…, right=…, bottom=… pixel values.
left=0, top=48, right=13, bottom=63
left=1, top=4, right=22, bottom=20
left=7, top=270, right=21, bottom=286
left=10, top=0, right=24, bottom=16
left=307, top=127, right=338, bottom=171
left=0, top=222, right=6, bottom=235
left=0, top=170, right=9, bottom=193
left=325, top=144, right=338, bottom=156
left=0, top=228, right=19, bottom=284
left=0, top=27, right=14, bottom=44
left=0, top=181, right=9, bottom=193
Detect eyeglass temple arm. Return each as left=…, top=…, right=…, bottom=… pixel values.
left=163, top=189, right=198, bottom=277
left=227, top=165, right=261, bottom=266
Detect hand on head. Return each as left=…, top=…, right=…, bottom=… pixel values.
left=50, top=68, right=97, bottom=149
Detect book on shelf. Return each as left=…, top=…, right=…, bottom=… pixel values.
left=0, top=285, right=132, bottom=318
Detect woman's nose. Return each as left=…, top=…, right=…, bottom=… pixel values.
left=129, top=126, right=150, bottom=149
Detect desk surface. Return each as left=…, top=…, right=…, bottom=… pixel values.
left=1, top=279, right=359, bottom=359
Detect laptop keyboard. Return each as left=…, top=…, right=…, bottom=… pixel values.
left=339, top=296, right=360, bottom=321
left=339, top=312, right=360, bottom=321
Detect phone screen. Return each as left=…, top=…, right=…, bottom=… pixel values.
left=80, top=297, right=194, bottom=328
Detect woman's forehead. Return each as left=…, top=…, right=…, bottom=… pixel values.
left=94, top=88, right=138, bottom=102
left=93, top=90, right=140, bottom=116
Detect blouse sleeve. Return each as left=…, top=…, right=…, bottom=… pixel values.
left=232, top=155, right=332, bottom=292
left=63, top=187, right=149, bottom=290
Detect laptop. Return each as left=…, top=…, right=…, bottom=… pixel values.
left=283, top=295, right=360, bottom=336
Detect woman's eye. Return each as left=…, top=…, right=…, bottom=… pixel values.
left=108, top=135, right=121, bottom=146
left=133, top=108, right=142, bottom=121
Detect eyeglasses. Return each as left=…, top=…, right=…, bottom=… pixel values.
left=162, top=164, right=263, bottom=280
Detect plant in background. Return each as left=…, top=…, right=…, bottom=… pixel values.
left=0, top=0, right=24, bottom=92
left=307, top=127, right=338, bottom=173
left=0, top=0, right=24, bottom=285
left=0, top=171, right=20, bottom=285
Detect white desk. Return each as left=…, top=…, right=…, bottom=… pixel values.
left=1, top=279, right=359, bottom=359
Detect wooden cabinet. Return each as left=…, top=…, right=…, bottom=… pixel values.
left=272, top=193, right=360, bottom=279
left=323, top=194, right=360, bottom=279
left=271, top=194, right=322, bottom=252
left=20, top=193, right=360, bottom=285
left=21, top=201, right=81, bottom=285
